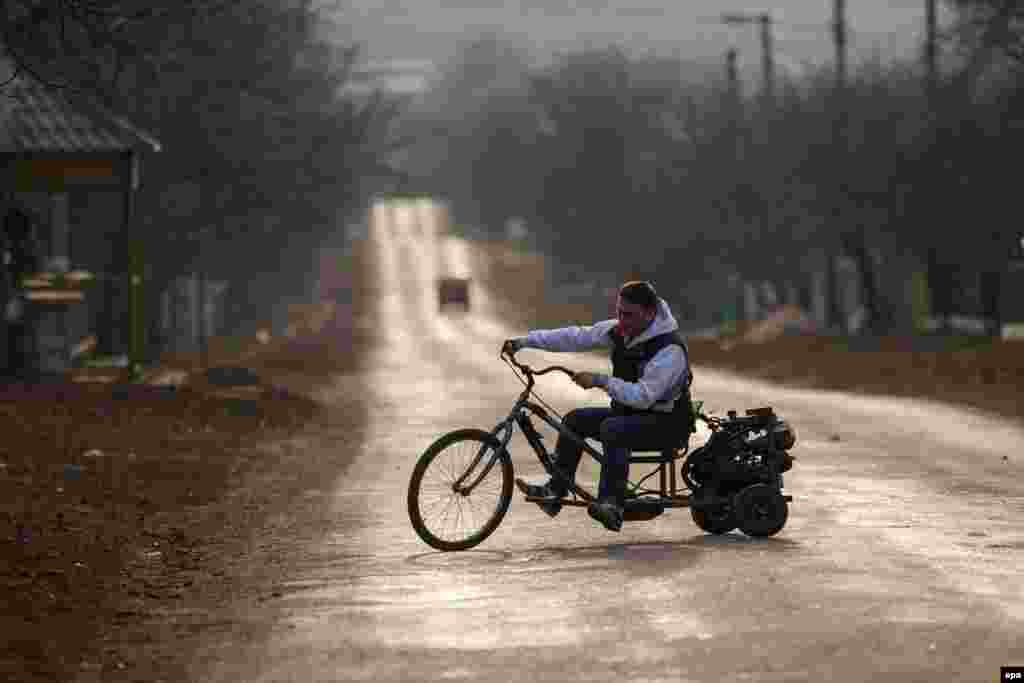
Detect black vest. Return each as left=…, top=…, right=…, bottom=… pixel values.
left=608, top=326, right=693, bottom=420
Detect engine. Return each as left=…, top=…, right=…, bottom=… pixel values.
left=682, top=406, right=795, bottom=492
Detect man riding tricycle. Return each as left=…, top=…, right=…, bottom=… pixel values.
left=406, top=280, right=796, bottom=551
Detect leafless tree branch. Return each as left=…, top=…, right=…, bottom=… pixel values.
left=1, top=0, right=244, bottom=94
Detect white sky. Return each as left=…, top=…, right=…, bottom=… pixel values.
left=320, top=0, right=957, bottom=78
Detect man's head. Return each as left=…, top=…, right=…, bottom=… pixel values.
left=616, top=280, right=659, bottom=338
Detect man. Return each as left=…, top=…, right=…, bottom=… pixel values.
left=502, top=280, right=693, bottom=532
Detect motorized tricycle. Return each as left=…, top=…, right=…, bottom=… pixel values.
left=407, top=349, right=796, bottom=551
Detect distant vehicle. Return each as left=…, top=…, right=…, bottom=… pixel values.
left=437, top=276, right=470, bottom=311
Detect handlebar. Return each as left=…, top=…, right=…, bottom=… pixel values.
left=502, top=349, right=575, bottom=381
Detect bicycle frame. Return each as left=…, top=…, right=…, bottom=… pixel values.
left=497, top=396, right=604, bottom=503
left=452, top=355, right=692, bottom=508
left=450, top=382, right=602, bottom=500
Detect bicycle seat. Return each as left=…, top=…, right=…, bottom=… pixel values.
left=629, top=446, right=686, bottom=464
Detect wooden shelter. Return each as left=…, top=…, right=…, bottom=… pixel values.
left=0, top=76, right=161, bottom=378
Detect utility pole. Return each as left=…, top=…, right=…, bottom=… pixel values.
left=922, top=0, right=948, bottom=333
left=721, top=12, right=775, bottom=112
left=828, top=0, right=849, bottom=333
left=924, top=0, right=938, bottom=99
left=758, top=13, right=775, bottom=108
left=833, top=0, right=847, bottom=95
left=725, top=47, right=743, bottom=162
left=726, top=47, right=740, bottom=105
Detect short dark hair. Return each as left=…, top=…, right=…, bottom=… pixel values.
left=619, top=280, right=658, bottom=310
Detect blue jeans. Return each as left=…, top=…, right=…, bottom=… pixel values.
left=550, top=406, right=687, bottom=507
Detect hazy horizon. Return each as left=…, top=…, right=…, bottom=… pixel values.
left=319, top=0, right=957, bottom=81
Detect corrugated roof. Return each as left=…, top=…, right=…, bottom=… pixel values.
left=0, top=77, right=161, bottom=154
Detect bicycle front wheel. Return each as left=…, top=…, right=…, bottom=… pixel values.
left=407, top=429, right=514, bottom=551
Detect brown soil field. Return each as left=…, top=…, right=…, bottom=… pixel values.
left=687, top=333, right=1024, bottom=424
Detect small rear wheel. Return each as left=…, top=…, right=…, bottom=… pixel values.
left=408, top=429, right=513, bottom=551
left=691, top=499, right=737, bottom=535
left=734, top=483, right=788, bottom=537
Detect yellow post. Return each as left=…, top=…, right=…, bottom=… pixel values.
left=910, top=269, right=930, bottom=333
left=128, top=237, right=143, bottom=380
left=125, top=153, right=143, bottom=381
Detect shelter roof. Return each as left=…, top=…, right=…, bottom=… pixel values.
left=0, top=76, right=161, bottom=154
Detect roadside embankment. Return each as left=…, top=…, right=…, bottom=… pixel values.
left=686, top=333, right=1024, bottom=424
left=470, top=239, right=1024, bottom=425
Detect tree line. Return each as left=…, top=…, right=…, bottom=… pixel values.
left=408, top=2, right=1023, bottom=334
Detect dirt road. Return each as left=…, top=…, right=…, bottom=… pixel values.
left=115, top=205, right=1024, bottom=683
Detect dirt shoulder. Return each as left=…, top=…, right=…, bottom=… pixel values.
left=1, top=243, right=376, bottom=683
left=686, top=333, right=1024, bottom=425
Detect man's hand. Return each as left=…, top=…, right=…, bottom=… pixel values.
left=502, top=338, right=524, bottom=356
left=572, top=371, right=605, bottom=390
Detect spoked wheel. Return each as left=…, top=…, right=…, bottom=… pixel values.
left=733, top=483, right=788, bottom=537
left=407, top=429, right=514, bottom=551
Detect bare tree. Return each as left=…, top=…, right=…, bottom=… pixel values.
left=946, top=0, right=1024, bottom=65
left=1, top=0, right=238, bottom=95
left=62, top=0, right=406, bottom=339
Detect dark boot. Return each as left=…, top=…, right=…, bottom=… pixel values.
left=515, top=478, right=566, bottom=518
left=587, top=497, right=624, bottom=532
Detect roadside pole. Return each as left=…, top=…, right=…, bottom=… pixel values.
left=199, top=255, right=208, bottom=371
left=129, top=238, right=143, bottom=380
left=925, top=0, right=937, bottom=98
left=125, top=153, right=143, bottom=381
left=720, top=11, right=775, bottom=111
left=827, top=0, right=849, bottom=333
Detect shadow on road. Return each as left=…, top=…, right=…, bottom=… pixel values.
left=404, top=534, right=803, bottom=574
